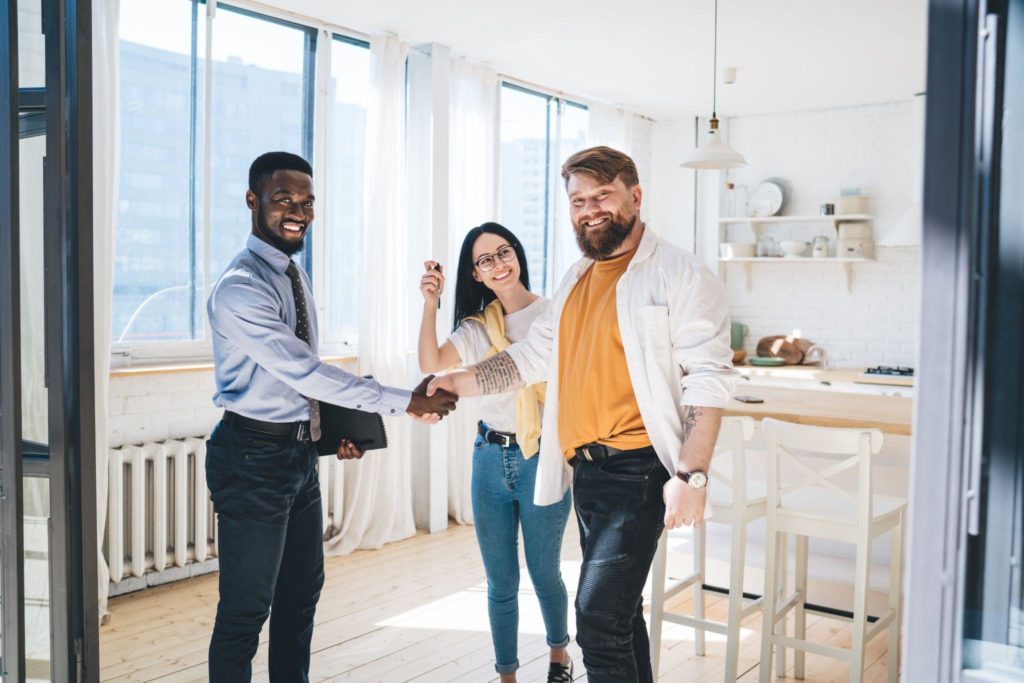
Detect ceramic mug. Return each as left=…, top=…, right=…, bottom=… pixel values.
left=730, top=322, right=748, bottom=351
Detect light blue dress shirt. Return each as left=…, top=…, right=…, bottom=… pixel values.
left=208, top=234, right=411, bottom=422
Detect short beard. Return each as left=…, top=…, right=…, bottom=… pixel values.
left=574, top=212, right=637, bottom=260
left=255, top=207, right=304, bottom=256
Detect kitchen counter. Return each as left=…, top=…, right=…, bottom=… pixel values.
left=725, top=385, right=913, bottom=435
left=736, top=364, right=914, bottom=388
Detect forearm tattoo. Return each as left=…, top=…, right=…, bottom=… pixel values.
left=682, top=406, right=703, bottom=443
left=475, top=351, right=522, bottom=394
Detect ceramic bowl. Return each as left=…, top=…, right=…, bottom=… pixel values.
left=720, top=242, right=755, bottom=259
left=780, top=240, right=808, bottom=257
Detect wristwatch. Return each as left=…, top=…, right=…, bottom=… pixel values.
left=676, top=469, right=708, bottom=490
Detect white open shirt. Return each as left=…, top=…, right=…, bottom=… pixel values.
left=503, top=227, right=738, bottom=506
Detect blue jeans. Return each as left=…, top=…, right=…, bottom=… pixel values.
left=572, top=447, right=669, bottom=683
left=471, top=426, right=572, bottom=675
left=205, top=419, right=325, bottom=683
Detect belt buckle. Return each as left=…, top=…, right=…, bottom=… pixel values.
left=296, top=423, right=308, bottom=441
left=499, top=433, right=512, bottom=448
left=582, top=446, right=593, bottom=462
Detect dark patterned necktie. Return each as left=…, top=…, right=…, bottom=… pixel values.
left=285, top=261, right=321, bottom=441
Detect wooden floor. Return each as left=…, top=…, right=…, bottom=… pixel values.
left=100, top=522, right=895, bottom=682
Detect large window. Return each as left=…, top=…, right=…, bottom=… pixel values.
left=114, top=2, right=365, bottom=356
left=498, top=84, right=588, bottom=294
left=324, top=36, right=371, bottom=344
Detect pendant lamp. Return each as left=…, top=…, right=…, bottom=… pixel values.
left=681, top=0, right=747, bottom=170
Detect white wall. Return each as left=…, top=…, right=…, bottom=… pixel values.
left=646, top=117, right=698, bottom=252
left=717, top=100, right=921, bottom=367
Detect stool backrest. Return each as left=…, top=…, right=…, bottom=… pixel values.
left=710, top=416, right=757, bottom=506
left=761, top=418, right=884, bottom=518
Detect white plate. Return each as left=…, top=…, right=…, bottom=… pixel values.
left=748, top=180, right=786, bottom=217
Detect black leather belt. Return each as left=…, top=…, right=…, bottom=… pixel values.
left=572, top=442, right=654, bottom=463
left=478, top=422, right=517, bottom=448
left=223, top=411, right=312, bottom=441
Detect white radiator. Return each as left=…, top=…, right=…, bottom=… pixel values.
left=106, top=436, right=345, bottom=592
left=106, top=436, right=218, bottom=590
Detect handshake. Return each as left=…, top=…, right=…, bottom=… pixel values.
left=405, top=374, right=460, bottom=424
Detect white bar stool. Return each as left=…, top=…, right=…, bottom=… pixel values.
left=757, top=418, right=905, bottom=683
left=649, top=416, right=764, bottom=680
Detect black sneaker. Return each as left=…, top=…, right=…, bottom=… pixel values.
left=547, top=655, right=573, bottom=682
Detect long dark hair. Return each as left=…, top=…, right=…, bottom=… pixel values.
left=451, top=222, right=531, bottom=332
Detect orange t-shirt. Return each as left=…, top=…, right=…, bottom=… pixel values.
left=557, top=247, right=651, bottom=458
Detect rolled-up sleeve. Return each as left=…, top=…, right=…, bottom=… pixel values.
left=210, top=273, right=411, bottom=416
left=669, top=264, right=737, bottom=408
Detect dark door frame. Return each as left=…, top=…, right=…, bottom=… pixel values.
left=0, top=0, right=27, bottom=677
left=1, top=0, right=98, bottom=680
left=906, top=0, right=1024, bottom=679
left=40, top=0, right=99, bottom=679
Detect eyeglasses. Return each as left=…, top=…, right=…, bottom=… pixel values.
left=474, top=245, right=517, bottom=272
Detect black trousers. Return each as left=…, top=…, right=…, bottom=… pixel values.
left=572, top=448, right=669, bottom=683
left=205, top=419, right=324, bottom=683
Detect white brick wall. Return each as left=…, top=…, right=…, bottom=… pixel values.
left=719, top=101, right=921, bottom=367
left=724, top=247, right=920, bottom=367
left=108, top=370, right=221, bottom=447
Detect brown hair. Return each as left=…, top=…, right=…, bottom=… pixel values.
left=560, top=146, right=640, bottom=189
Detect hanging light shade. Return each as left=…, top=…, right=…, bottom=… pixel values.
left=681, top=0, right=747, bottom=170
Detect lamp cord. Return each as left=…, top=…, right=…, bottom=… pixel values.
left=712, top=0, right=718, bottom=119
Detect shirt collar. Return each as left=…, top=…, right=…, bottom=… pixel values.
left=246, top=233, right=293, bottom=274
left=629, top=224, right=660, bottom=266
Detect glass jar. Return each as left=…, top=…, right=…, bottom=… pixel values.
left=756, top=235, right=777, bottom=258
left=812, top=235, right=829, bottom=258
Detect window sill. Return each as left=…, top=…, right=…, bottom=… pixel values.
left=108, top=355, right=358, bottom=378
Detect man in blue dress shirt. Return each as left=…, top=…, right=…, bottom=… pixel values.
left=205, top=151, right=457, bottom=682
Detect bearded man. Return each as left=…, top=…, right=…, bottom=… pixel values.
left=428, top=146, right=737, bottom=682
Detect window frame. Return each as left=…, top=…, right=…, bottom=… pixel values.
left=111, top=0, right=370, bottom=367
left=496, top=79, right=588, bottom=296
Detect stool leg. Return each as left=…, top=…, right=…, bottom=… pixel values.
left=758, top=528, right=779, bottom=683
left=795, top=534, right=808, bottom=679
left=724, top=512, right=747, bottom=682
left=850, top=526, right=872, bottom=683
left=775, top=532, right=788, bottom=679
left=649, top=531, right=668, bottom=679
left=694, top=523, right=707, bottom=657
left=887, top=513, right=904, bottom=683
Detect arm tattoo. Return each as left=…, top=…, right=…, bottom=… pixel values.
left=681, top=406, right=703, bottom=443
left=475, top=351, right=523, bottom=394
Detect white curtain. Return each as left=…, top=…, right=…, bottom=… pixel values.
left=93, top=0, right=120, bottom=621
left=324, top=35, right=416, bottom=555
left=445, top=59, right=498, bottom=524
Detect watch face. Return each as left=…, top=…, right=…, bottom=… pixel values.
left=688, top=472, right=708, bottom=489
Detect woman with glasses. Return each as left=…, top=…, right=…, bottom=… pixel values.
left=418, top=222, right=573, bottom=683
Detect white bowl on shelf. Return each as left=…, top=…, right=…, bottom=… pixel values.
left=719, top=242, right=755, bottom=259
left=780, top=240, right=808, bottom=257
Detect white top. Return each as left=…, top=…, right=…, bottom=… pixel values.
left=503, top=227, right=738, bottom=507
left=447, top=296, right=550, bottom=433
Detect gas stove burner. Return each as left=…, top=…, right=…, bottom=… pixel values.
left=864, top=366, right=915, bottom=376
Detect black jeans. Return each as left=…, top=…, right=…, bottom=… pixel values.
left=205, top=419, right=325, bottom=683
left=572, top=448, right=669, bottom=683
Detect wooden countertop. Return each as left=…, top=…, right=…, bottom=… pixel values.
left=736, top=365, right=915, bottom=388
left=724, top=386, right=913, bottom=435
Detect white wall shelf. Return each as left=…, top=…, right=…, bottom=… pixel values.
left=719, top=214, right=874, bottom=237
left=719, top=256, right=870, bottom=293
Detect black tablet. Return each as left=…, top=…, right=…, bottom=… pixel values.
left=314, top=401, right=389, bottom=455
